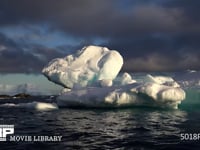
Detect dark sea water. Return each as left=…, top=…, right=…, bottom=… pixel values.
left=1, top=71, right=200, bottom=150
left=1, top=95, right=200, bottom=150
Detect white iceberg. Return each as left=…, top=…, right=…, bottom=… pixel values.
left=42, top=45, right=186, bottom=109
left=42, top=45, right=123, bottom=88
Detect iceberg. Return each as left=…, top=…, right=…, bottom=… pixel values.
left=42, top=45, right=186, bottom=109
left=42, top=45, right=123, bottom=88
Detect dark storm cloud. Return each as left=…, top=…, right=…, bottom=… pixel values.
left=0, top=0, right=200, bottom=72
left=0, top=33, right=18, bottom=48
left=165, top=0, right=200, bottom=20
left=0, top=33, right=66, bottom=73
left=0, top=0, right=186, bottom=36
left=123, top=52, right=200, bottom=72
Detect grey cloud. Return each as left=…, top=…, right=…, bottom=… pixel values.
left=0, top=0, right=200, bottom=72
left=0, top=33, right=66, bottom=73
left=0, top=0, right=195, bottom=36
left=123, top=52, right=200, bottom=72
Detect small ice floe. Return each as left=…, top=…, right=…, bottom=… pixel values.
left=0, top=102, right=58, bottom=111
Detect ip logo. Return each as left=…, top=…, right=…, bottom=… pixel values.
left=0, top=125, right=14, bottom=141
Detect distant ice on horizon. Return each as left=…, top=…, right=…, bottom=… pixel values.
left=0, top=83, right=53, bottom=96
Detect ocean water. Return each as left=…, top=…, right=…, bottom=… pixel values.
left=1, top=71, right=200, bottom=150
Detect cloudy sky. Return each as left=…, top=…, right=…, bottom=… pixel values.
left=0, top=0, right=200, bottom=73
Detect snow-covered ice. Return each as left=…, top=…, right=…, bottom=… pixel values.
left=42, top=45, right=186, bottom=109
left=57, top=80, right=185, bottom=109
left=146, top=74, right=180, bottom=87
left=42, top=45, right=123, bottom=88
left=117, top=72, right=136, bottom=85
